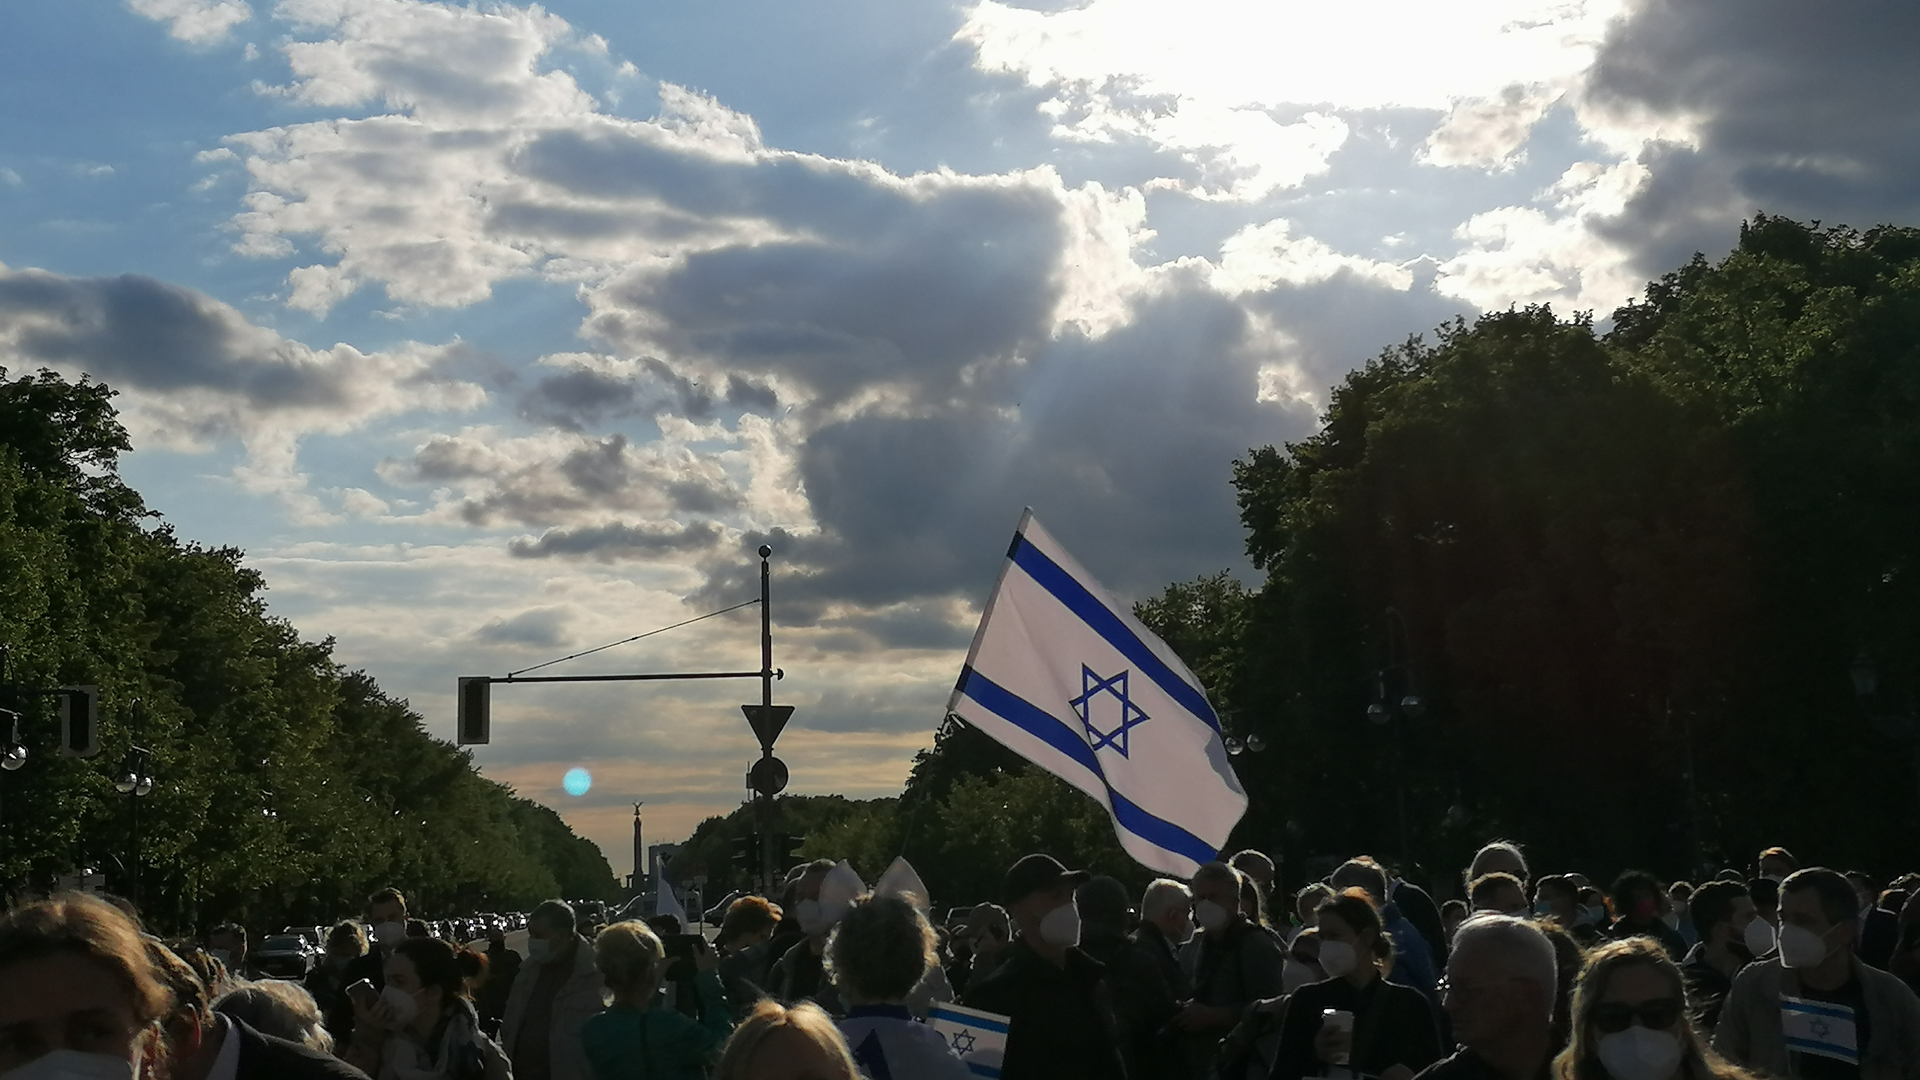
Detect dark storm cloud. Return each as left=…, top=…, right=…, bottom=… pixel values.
left=694, top=278, right=1325, bottom=620
left=475, top=607, right=571, bottom=647
left=1586, top=0, right=1920, bottom=273
left=509, top=519, right=726, bottom=560
left=518, top=357, right=783, bottom=430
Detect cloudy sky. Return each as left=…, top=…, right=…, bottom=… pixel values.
left=4, top=0, right=1914, bottom=879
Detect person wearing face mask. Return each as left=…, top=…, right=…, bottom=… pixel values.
left=960, top=853, right=1125, bottom=1080
left=1133, top=878, right=1196, bottom=1004
left=1602, top=874, right=1686, bottom=961
left=1178, top=861, right=1287, bottom=1078
left=766, top=863, right=839, bottom=1010
left=1665, top=884, right=1699, bottom=951
left=1075, top=877, right=1180, bottom=1080
left=478, top=924, right=524, bottom=1038
left=1413, top=915, right=1557, bottom=1080
left=1553, top=938, right=1736, bottom=1080
left=501, top=900, right=606, bottom=1080
left=0, top=894, right=172, bottom=1080
left=151, top=938, right=368, bottom=1080
left=309, top=922, right=371, bottom=1042
left=1677, top=881, right=1762, bottom=1037
left=207, top=925, right=255, bottom=982
left=1330, top=859, right=1439, bottom=998
left=345, top=937, right=510, bottom=1080
left=1533, top=877, right=1597, bottom=949
left=1271, top=888, right=1441, bottom=1080
left=344, top=889, right=414, bottom=1024
left=1712, top=868, right=1920, bottom=1077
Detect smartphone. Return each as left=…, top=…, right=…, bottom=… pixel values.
left=346, top=979, right=378, bottom=1009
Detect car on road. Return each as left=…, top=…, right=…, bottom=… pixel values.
left=255, top=934, right=316, bottom=978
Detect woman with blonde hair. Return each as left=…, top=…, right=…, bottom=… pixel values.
left=0, top=893, right=174, bottom=1078
left=1554, top=938, right=1748, bottom=1080
left=716, top=1000, right=859, bottom=1080
left=580, top=920, right=732, bottom=1080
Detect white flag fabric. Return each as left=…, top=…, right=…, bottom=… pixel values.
left=947, top=510, right=1248, bottom=876
left=654, top=861, right=687, bottom=928
left=927, top=1001, right=1010, bottom=1079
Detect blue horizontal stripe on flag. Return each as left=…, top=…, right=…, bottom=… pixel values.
left=966, top=1065, right=1000, bottom=1079
left=1785, top=1036, right=1858, bottom=1062
left=1782, top=997, right=1856, bottom=1021
left=1008, top=535, right=1222, bottom=735
left=958, top=666, right=1219, bottom=867
left=930, top=1010, right=1010, bottom=1034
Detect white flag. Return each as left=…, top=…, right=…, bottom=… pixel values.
left=654, top=861, right=687, bottom=928
left=947, top=510, right=1247, bottom=876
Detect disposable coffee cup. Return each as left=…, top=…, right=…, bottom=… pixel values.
left=1321, top=1008, right=1354, bottom=1065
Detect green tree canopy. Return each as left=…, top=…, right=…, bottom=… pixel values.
left=0, top=367, right=618, bottom=934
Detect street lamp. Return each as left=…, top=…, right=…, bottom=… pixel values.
left=1370, top=607, right=1428, bottom=861
left=116, top=732, right=156, bottom=906
left=2, top=710, right=24, bottom=771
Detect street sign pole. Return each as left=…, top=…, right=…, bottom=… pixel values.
left=758, top=545, right=777, bottom=893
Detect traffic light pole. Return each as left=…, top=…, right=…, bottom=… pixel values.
left=457, top=548, right=796, bottom=898
left=758, top=547, right=777, bottom=893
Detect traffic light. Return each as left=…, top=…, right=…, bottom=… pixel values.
left=779, top=833, right=806, bottom=873
left=57, top=686, right=99, bottom=758
left=730, top=835, right=755, bottom=872
left=456, top=677, right=489, bottom=745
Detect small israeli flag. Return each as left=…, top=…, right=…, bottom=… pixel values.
left=1781, top=995, right=1859, bottom=1063
left=947, top=510, right=1248, bottom=876
left=928, top=1001, right=1010, bottom=1079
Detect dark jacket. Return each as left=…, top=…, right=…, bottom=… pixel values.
left=480, top=940, right=524, bottom=1033
left=1390, top=881, right=1449, bottom=968
left=1679, top=942, right=1739, bottom=1035
left=1270, top=976, right=1442, bottom=1080
left=1190, top=918, right=1289, bottom=1077
left=1129, top=922, right=1192, bottom=1003
left=231, top=1016, right=371, bottom=1080
left=1079, top=925, right=1179, bottom=1080
left=1860, top=906, right=1900, bottom=970
left=962, top=939, right=1126, bottom=1080
left=1412, top=1046, right=1552, bottom=1080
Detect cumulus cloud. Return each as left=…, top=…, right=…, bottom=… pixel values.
left=475, top=606, right=573, bottom=648
left=1579, top=0, right=1920, bottom=275
left=130, top=0, right=252, bottom=44
left=0, top=265, right=484, bottom=463
left=957, top=0, right=1622, bottom=200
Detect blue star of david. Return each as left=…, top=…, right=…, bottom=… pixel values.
left=951, top=1029, right=977, bottom=1054
left=1070, top=665, right=1150, bottom=757
left=1810, top=1019, right=1830, bottom=1038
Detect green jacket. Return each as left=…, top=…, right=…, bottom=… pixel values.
left=580, top=972, right=732, bottom=1080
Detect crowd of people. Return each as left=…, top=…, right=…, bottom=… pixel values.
left=3, top=840, right=1919, bottom=1080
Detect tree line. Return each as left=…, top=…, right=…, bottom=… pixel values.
left=0, top=370, right=619, bottom=935
left=729, top=216, right=1920, bottom=904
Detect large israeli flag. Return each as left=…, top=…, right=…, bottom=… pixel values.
left=947, top=510, right=1247, bottom=876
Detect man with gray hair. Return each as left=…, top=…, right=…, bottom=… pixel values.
left=1413, top=915, right=1557, bottom=1080
left=1133, top=878, right=1194, bottom=1002
left=1176, top=861, right=1284, bottom=1078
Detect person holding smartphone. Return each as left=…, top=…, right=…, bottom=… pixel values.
left=580, top=921, right=732, bottom=1080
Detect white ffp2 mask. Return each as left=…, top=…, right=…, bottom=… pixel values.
left=1038, top=903, right=1082, bottom=946
left=1595, top=1027, right=1682, bottom=1080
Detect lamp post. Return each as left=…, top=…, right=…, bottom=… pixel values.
left=113, top=743, right=156, bottom=906
left=0, top=709, right=24, bottom=835
left=1369, top=607, right=1426, bottom=863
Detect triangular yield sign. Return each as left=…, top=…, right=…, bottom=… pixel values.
left=741, top=704, right=795, bottom=748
